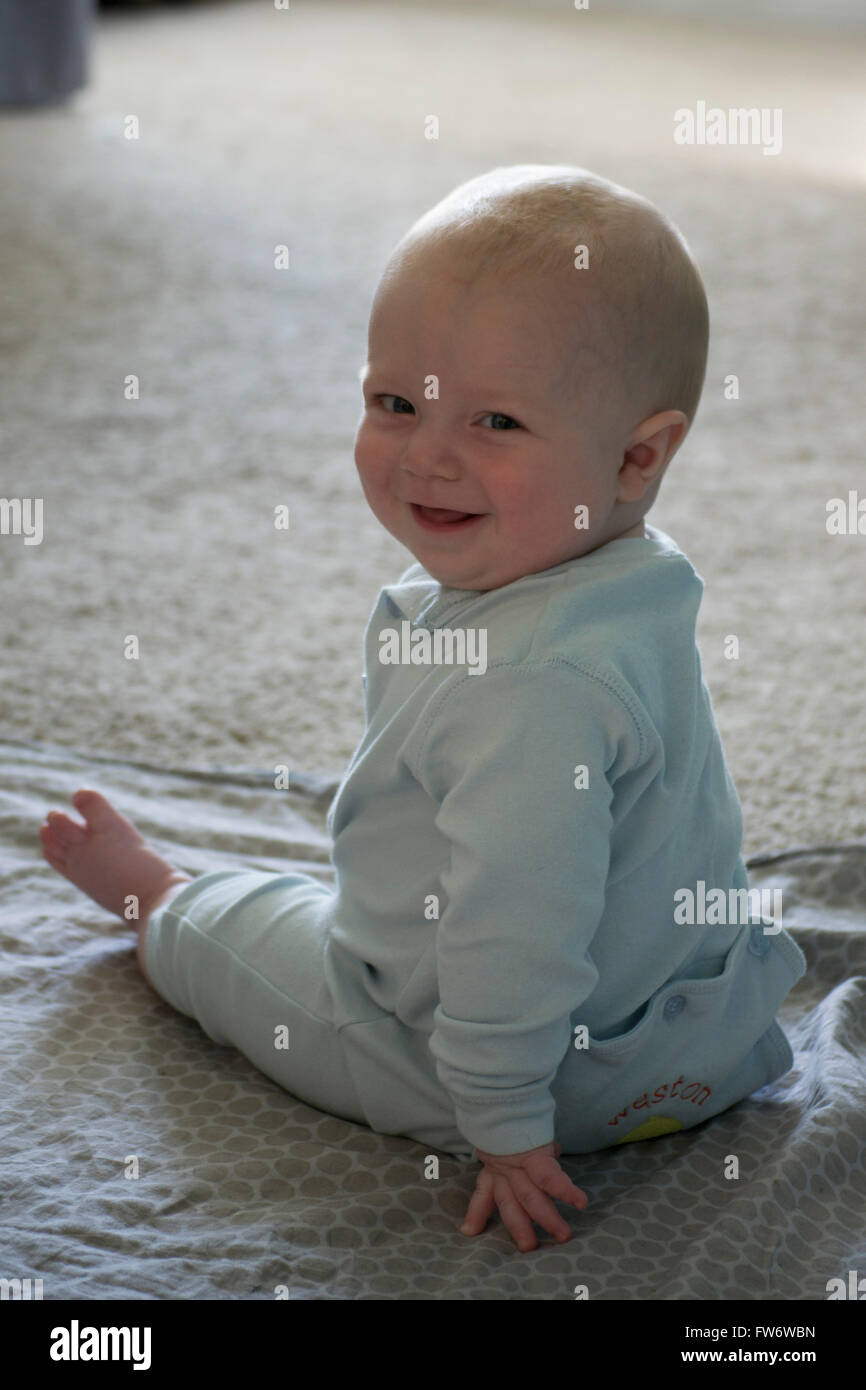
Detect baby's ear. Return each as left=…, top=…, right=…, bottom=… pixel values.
left=617, top=451, right=655, bottom=504
left=619, top=411, right=688, bottom=499
left=656, top=410, right=690, bottom=464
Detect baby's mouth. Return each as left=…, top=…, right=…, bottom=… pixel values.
left=410, top=503, right=485, bottom=530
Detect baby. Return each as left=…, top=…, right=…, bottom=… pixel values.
left=41, top=164, right=806, bottom=1255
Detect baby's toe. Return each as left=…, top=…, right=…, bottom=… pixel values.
left=72, top=788, right=105, bottom=812
left=45, top=809, right=87, bottom=845
left=71, top=788, right=131, bottom=833
left=40, top=823, right=68, bottom=868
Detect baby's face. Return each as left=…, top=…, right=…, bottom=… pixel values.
left=354, top=256, right=631, bottom=592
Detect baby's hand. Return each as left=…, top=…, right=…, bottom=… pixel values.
left=459, top=1140, right=588, bottom=1253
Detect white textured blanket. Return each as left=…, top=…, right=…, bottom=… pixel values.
left=2, top=738, right=864, bottom=1300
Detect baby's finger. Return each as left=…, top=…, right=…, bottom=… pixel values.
left=545, top=1167, right=589, bottom=1211
left=542, top=1167, right=589, bottom=1212
left=524, top=1154, right=589, bottom=1210
left=492, top=1175, right=543, bottom=1253
left=460, top=1169, right=496, bottom=1236
left=507, top=1171, right=575, bottom=1243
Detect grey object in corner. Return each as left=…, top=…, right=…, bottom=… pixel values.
left=0, top=0, right=95, bottom=106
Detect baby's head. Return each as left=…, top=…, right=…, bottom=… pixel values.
left=354, top=164, right=709, bottom=591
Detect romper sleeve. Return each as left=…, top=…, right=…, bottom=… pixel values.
left=407, top=660, right=643, bottom=1155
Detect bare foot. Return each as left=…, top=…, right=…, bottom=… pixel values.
left=40, top=789, right=191, bottom=923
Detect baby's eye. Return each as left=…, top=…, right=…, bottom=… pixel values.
left=377, top=394, right=415, bottom=415
left=480, top=412, right=521, bottom=430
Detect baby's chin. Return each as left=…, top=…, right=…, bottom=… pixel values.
left=412, top=552, right=533, bottom=592
left=405, top=551, right=485, bottom=590
left=393, top=512, right=570, bottom=590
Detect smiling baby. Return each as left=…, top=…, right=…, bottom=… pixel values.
left=40, top=165, right=805, bottom=1255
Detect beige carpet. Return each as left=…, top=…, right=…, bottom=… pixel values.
left=1, top=0, right=864, bottom=855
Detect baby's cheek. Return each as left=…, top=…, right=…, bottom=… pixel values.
left=355, top=451, right=390, bottom=504
left=354, top=423, right=387, bottom=474
left=508, top=493, right=571, bottom=543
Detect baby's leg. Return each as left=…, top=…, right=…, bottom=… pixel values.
left=40, top=789, right=192, bottom=986
left=41, top=793, right=373, bottom=1134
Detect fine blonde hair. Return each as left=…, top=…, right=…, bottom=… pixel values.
left=389, top=164, right=710, bottom=436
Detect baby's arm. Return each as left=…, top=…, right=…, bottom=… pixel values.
left=409, top=661, right=640, bottom=1240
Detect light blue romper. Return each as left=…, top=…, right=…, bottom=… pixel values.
left=145, top=526, right=805, bottom=1159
